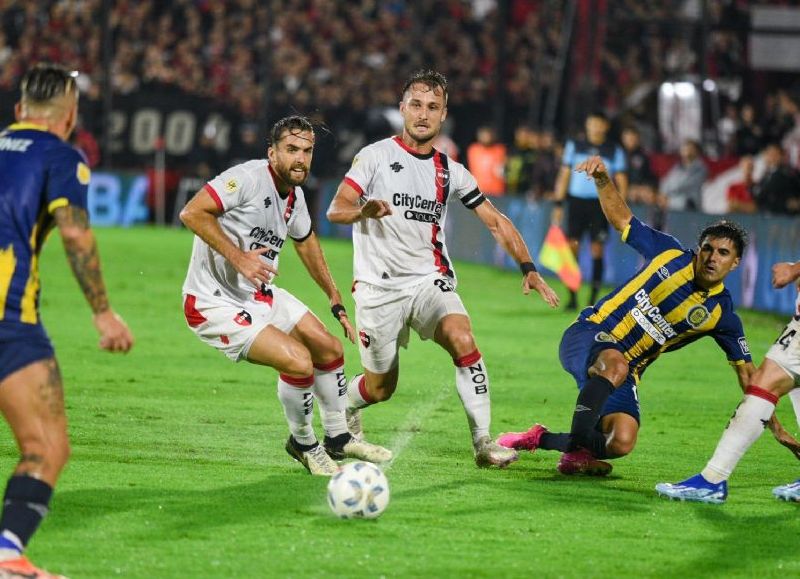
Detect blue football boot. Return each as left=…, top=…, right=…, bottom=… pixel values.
left=655, top=473, right=728, bottom=504
left=772, top=479, right=800, bottom=502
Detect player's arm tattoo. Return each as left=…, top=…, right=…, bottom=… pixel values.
left=53, top=206, right=110, bottom=314
left=594, top=172, right=611, bottom=189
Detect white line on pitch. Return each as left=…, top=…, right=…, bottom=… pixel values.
left=383, top=383, right=451, bottom=471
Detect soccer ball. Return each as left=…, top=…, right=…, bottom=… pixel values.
left=327, top=461, right=390, bottom=519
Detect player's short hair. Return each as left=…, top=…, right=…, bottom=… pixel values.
left=269, top=115, right=314, bottom=146
left=20, top=63, right=77, bottom=104
left=401, top=70, right=448, bottom=104
left=586, top=110, right=608, bottom=122
left=698, top=220, right=748, bottom=257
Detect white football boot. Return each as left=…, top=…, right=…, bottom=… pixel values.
left=285, top=437, right=340, bottom=476
left=473, top=435, right=519, bottom=468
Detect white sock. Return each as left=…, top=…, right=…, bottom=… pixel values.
left=312, top=357, right=349, bottom=438
left=346, top=374, right=373, bottom=410
left=454, top=350, right=491, bottom=443
left=702, top=386, right=778, bottom=483
left=789, top=387, right=800, bottom=430
left=277, top=374, right=316, bottom=447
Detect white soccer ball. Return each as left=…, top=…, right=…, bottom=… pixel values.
left=327, top=461, right=390, bottom=519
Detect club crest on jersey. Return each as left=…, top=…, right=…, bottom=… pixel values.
left=435, top=168, right=450, bottom=188
left=389, top=162, right=404, bottom=173
left=224, top=178, right=239, bottom=193
left=594, top=332, right=617, bottom=343
left=657, top=266, right=670, bottom=281
left=76, top=162, right=91, bottom=185
left=233, top=310, right=252, bottom=326
left=686, top=305, right=710, bottom=328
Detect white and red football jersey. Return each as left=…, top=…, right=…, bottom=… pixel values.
left=344, top=136, right=485, bottom=289
left=182, top=160, right=312, bottom=302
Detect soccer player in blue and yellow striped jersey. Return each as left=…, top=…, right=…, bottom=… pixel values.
left=499, top=155, right=797, bottom=477
left=0, top=63, right=133, bottom=577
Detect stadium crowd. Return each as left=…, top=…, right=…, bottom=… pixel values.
left=1, top=0, right=799, bottom=216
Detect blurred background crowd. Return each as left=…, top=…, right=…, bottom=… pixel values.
left=0, top=0, right=799, bottom=218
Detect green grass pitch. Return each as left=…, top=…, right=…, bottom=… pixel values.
left=4, top=227, right=799, bottom=578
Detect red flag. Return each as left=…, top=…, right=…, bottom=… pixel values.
left=538, top=225, right=581, bottom=292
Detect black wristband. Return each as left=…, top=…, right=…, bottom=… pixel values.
left=331, top=304, right=347, bottom=319
left=554, top=199, right=564, bottom=208
left=520, top=261, right=537, bottom=276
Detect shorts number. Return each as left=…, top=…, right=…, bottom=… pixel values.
left=434, top=278, right=454, bottom=293
left=777, top=327, right=797, bottom=350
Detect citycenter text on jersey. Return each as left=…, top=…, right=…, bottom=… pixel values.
left=392, top=192, right=443, bottom=224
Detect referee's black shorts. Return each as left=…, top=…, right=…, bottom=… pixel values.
left=566, top=196, right=609, bottom=243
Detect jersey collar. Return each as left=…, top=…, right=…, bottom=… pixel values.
left=267, top=163, right=294, bottom=199
left=392, top=136, right=436, bottom=160
left=7, top=122, right=49, bottom=132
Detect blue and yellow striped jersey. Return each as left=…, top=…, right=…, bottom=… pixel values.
left=581, top=217, right=751, bottom=382
left=0, top=123, right=90, bottom=325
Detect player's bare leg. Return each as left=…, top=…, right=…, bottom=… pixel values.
left=434, top=314, right=517, bottom=468
left=0, top=359, right=69, bottom=577
left=290, top=313, right=391, bottom=463
left=600, top=413, right=638, bottom=458
left=247, top=326, right=338, bottom=475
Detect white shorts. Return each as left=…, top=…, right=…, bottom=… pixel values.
left=183, top=287, right=309, bottom=362
left=765, top=318, right=800, bottom=386
left=354, top=274, right=468, bottom=373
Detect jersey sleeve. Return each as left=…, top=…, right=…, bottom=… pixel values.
left=288, top=189, right=313, bottom=241
left=45, top=146, right=89, bottom=214
left=612, top=145, right=627, bottom=174
left=452, top=163, right=485, bottom=209
left=343, top=145, right=378, bottom=198
left=205, top=164, right=254, bottom=212
left=712, top=309, right=752, bottom=365
left=620, top=216, right=683, bottom=259
left=562, top=140, right=575, bottom=167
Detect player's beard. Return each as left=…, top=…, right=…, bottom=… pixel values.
left=406, top=123, right=438, bottom=145
left=276, top=163, right=309, bottom=187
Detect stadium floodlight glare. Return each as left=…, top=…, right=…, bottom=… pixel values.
left=659, top=82, right=675, bottom=98
left=674, top=82, right=696, bottom=99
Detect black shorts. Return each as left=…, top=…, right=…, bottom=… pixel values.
left=0, top=322, right=55, bottom=383
left=566, top=196, right=609, bottom=243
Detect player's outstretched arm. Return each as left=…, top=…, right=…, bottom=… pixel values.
left=53, top=205, right=134, bottom=353
left=473, top=201, right=559, bottom=308
left=180, top=188, right=277, bottom=289
left=293, top=232, right=355, bottom=343
left=771, top=261, right=800, bottom=289
left=575, top=156, right=632, bottom=233
left=326, top=181, right=391, bottom=224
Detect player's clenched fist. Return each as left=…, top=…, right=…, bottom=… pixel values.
left=360, top=199, right=392, bottom=219
left=93, top=310, right=134, bottom=353
left=233, top=247, right=279, bottom=289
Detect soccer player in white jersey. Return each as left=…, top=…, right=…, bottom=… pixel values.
left=657, top=260, right=800, bottom=503
left=180, top=116, right=391, bottom=476
left=326, top=70, right=560, bottom=468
